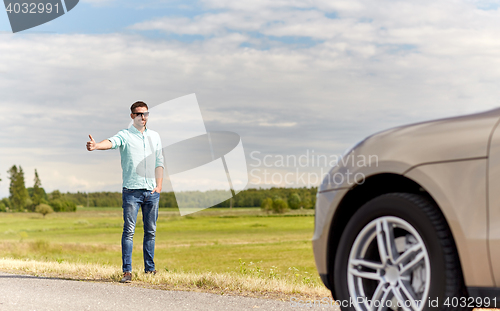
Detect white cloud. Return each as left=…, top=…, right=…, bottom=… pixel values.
left=131, top=13, right=263, bottom=35
left=200, top=0, right=312, bottom=11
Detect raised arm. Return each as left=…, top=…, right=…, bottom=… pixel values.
left=86, top=134, right=112, bottom=151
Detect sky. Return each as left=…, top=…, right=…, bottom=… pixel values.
left=2, top=0, right=500, bottom=198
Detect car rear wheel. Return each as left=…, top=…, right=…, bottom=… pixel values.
left=334, top=193, right=468, bottom=311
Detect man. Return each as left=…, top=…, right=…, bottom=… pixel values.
left=86, top=101, right=164, bottom=283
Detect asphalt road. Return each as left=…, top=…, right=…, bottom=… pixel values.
left=0, top=272, right=335, bottom=310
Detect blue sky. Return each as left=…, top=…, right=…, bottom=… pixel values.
left=2, top=0, right=500, bottom=197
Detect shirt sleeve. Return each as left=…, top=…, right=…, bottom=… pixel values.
left=108, top=129, right=127, bottom=149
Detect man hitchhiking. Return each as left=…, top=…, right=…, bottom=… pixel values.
left=86, top=101, right=164, bottom=283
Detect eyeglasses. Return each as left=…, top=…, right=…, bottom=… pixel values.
left=133, top=112, right=150, bottom=118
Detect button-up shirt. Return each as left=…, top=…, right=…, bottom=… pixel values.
left=108, top=125, right=164, bottom=191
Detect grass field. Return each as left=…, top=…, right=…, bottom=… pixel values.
left=0, top=207, right=330, bottom=299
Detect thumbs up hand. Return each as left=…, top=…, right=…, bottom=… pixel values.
left=87, top=134, right=96, bottom=151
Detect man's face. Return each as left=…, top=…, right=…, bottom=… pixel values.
left=130, top=106, right=149, bottom=128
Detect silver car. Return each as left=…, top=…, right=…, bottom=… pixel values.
left=313, top=108, right=500, bottom=310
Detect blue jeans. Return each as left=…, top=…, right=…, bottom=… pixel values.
left=121, top=188, right=160, bottom=273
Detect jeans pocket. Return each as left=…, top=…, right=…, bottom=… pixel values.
left=122, top=188, right=137, bottom=204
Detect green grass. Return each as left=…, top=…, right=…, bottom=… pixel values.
left=0, top=207, right=320, bottom=287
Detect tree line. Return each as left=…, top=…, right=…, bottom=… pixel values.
left=0, top=165, right=76, bottom=214
left=0, top=165, right=317, bottom=214
left=56, top=187, right=317, bottom=212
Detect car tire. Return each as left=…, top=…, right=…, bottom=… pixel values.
left=334, top=193, right=469, bottom=311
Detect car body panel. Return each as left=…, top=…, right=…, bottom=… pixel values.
left=313, top=188, right=348, bottom=275
left=404, top=159, right=493, bottom=287
left=487, top=121, right=500, bottom=286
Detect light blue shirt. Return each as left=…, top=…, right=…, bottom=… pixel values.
left=108, top=125, right=164, bottom=191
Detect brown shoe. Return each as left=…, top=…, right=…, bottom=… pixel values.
left=145, top=270, right=156, bottom=275
left=120, top=272, right=132, bottom=283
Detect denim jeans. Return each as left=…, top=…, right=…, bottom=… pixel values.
left=121, top=188, right=160, bottom=273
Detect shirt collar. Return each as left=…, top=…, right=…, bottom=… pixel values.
left=128, top=124, right=148, bottom=135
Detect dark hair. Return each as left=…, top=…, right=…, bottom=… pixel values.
left=130, top=101, right=148, bottom=113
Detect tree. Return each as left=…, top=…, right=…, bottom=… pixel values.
left=261, top=197, right=273, bottom=214
left=272, top=197, right=289, bottom=214
left=31, top=169, right=46, bottom=209
left=51, top=190, right=62, bottom=200
left=8, top=165, right=29, bottom=211
left=35, top=204, right=53, bottom=218
left=48, top=190, right=77, bottom=212
left=8, top=165, right=17, bottom=202
left=288, top=193, right=301, bottom=210
left=301, top=191, right=313, bottom=209
left=1, top=198, right=10, bottom=209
